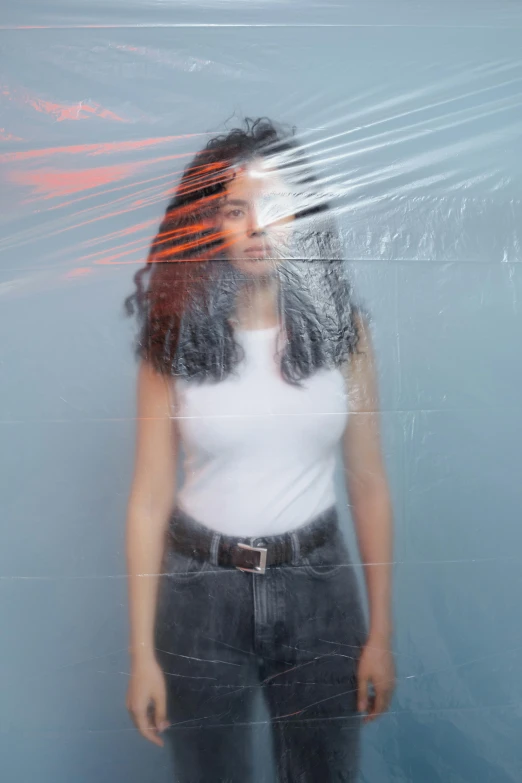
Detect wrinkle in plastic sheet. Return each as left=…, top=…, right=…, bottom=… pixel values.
left=1, top=2, right=522, bottom=782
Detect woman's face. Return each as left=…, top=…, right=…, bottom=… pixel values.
left=218, top=161, right=296, bottom=278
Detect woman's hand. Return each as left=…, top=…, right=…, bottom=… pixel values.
left=126, top=656, right=169, bottom=747
left=357, top=637, right=395, bottom=724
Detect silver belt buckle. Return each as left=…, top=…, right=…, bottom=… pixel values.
left=236, top=543, right=268, bottom=575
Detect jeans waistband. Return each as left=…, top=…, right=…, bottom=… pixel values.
left=167, top=506, right=340, bottom=570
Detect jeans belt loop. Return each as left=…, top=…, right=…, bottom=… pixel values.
left=209, top=531, right=221, bottom=567
left=289, top=530, right=301, bottom=566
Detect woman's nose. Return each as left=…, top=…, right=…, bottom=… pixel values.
left=247, top=209, right=266, bottom=237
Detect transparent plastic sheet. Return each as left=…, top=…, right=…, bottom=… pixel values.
left=1, top=2, right=522, bottom=781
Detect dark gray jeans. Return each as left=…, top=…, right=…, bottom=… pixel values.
left=154, top=506, right=367, bottom=782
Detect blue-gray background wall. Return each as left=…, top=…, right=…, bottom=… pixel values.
left=1, top=2, right=521, bottom=781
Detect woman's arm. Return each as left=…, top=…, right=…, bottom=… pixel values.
left=342, top=315, right=395, bottom=721
left=125, top=360, right=178, bottom=744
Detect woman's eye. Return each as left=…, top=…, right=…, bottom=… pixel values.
left=226, top=209, right=244, bottom=219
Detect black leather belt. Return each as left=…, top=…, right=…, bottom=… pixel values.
left=167, top=506, right=338, bottom=575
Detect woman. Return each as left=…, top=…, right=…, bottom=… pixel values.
left=124, top=118, right=395, bottom=782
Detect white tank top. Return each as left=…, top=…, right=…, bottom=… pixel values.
left=174, top=325, right=348, bottom=537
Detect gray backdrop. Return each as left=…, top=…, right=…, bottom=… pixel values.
left=1, top=2, right=522, bottom=781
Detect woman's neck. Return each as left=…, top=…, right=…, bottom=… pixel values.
left=233, top=275, right=280, bottom=330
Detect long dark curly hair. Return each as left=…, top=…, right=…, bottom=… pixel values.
left=124, top=117, right=362, bottom=385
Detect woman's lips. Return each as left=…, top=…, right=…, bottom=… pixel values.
left=244, top=245, right=265, bottom=255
